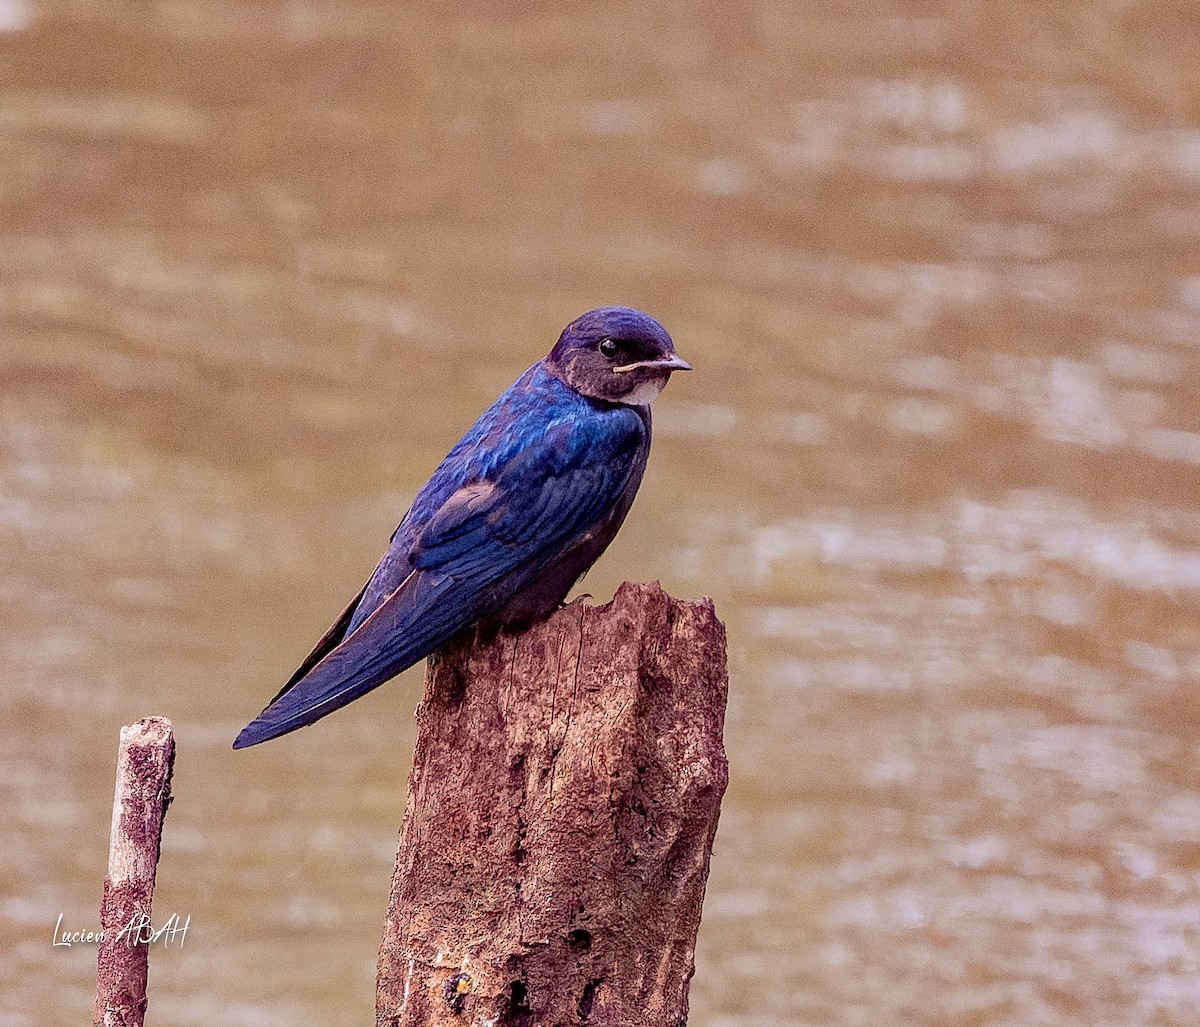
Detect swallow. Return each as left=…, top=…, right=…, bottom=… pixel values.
left=234, top=306, right=689, bottom=748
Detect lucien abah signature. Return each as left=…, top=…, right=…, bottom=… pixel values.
left=52, top=912, right=190, bottom=948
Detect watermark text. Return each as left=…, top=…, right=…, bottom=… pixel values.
left=52, top=912, right=190, bottom=949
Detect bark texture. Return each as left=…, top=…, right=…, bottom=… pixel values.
left=376, top=581, right=728, bottom=1027
left=94, top=717, right=175, bottom=1027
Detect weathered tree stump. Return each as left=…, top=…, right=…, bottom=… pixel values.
left=94, top=717, right=175, bottom=1027
left=376, top=581, right=728, bottom=1027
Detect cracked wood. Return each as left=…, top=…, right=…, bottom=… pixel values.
left=376, top=581, right=728, bottom=1027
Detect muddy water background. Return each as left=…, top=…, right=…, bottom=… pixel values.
left=5, top=2, right=1200, bottom=1024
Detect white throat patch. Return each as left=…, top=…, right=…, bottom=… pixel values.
left=624, top=377, right=668, bottom=406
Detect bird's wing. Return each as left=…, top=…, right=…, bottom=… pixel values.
left=410, top=419, right=641, bottom=576
left=233, top=409, right=645, bottom=748
left=268, top=584, right=368, bottom=703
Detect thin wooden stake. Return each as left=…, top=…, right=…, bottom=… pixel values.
left=94, top=716, right=175, bottom=1027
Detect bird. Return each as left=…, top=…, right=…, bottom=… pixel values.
left=234, top=306, right=690, bottom=748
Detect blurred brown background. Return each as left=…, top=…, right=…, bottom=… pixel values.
left=5, top=2, right=1200, bottom=1024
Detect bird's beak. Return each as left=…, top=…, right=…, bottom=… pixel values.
left=613, top=354, right=693, bottom=374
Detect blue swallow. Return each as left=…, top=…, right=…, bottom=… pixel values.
left=234, top=306, right=689, bottom=748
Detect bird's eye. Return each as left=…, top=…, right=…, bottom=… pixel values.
left=598, top=338, right=619, bottom=359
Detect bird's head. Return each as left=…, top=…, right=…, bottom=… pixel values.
left=545, top=306, right=691, bottom=406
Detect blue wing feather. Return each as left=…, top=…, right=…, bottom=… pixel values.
left=233, top=364, right=647, bottom=748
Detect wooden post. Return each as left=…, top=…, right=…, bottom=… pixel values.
left=95, top=717, right=175, bottom=1027
left=376, top=582, right=728, bottom=1027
